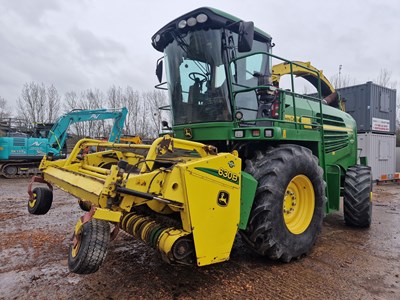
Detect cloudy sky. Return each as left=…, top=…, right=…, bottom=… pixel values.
left=0, top=0, right=399, bottom=112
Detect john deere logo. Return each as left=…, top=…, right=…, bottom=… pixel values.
left=228, top=161, right=235, bottom=168
left=217, top=191, right=229, bottom=207
left=184, top=128, right=192, bottom=139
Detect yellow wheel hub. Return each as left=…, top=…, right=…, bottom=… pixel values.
left=71, top=219, right=83, bottom=258
left=71, top=233, right=81, bottom=258
left=283, top=175, right=315, bottom=234
left=28, top=193, right=37, bottom=208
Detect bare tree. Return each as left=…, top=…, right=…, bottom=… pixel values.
left=64, top=91, right=79, bottom=111
left=63, top=89, right=107, bottom=138
left=16, top=82, right=61, bottom=124
left=84, top=89, right=105, bottom=138
left=376, top=68, right=398, bottom=89
left=124, top=87, right=141, bottom=136
left=64, top=86, right=169, bottom=140
left=330, top=73, right=357, bottom=89
left=142, top=90, right=167, bottom=137
left=107, top=86, right=142, bottom=136
left=63, top=91, right=85, bottom=137
left=47, top=85, right=60, bottom=123
left=107, top=85, right=123, bottom=109
left=0, top=96, right=11, bottom=119
left=17, top=82, right=46, bottom=123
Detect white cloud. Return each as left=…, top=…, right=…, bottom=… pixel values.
left=0, top=0, right=398, bottom=113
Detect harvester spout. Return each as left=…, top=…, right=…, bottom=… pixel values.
left=323, top=92, right=339, bottom=108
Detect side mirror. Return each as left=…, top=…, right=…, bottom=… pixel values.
left=161, top=120, right=171, bottom=130
left=238, top=21, right=254, bottom=53
left=156, top=59, right=163, bottom=83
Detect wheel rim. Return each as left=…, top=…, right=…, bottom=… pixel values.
left=28, top=193, right=37, bottom=208
left=71, top=220, right=84, bottom=258
left=283, top=175, right=315, bottom=234
left=71, top=233, right=82, bottom=258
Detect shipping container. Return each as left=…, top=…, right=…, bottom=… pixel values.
left=337, top=81, right=397, bottom=134
left=397, top=147, right=400, bottom=172
left=357, top=132, right=396, bottom=181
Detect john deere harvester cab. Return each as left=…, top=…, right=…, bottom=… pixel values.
left=152, top=7, right=372, bottom=260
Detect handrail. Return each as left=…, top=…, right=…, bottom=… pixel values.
left=64, top=136, right=216, bottom=174
left=229, top=51, right=328, bottom=190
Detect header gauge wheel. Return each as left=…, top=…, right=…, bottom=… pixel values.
left=28, top=187, right=53, bottom=215
left=68, top=219, right=110, bottom=274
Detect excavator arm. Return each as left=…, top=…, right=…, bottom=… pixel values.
left=47, top=108, right=128, bottom=152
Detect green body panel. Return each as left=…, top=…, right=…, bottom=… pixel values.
left=174, top=123, right=233, bottom=140
left=239, top=171, right=258, bottom=230
left=326, top=165, right=341, bottom=212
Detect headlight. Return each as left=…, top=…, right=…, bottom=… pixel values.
left=178, top=20, right=187, bottom=29
left=187, top=17, right=197, bottom=27
left=196, top=14, right=208, bottom=23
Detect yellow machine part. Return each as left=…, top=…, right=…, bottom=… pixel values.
left=272, top=61, right=335, bottom=96
left=272, top=61, right=345, bottom=111
left=120, top=135, right=142, bottom=144
left=181, top=153, right=241, bottom=266
left=122, top=150, right=242, bottom=265
left=38, top=135, right=242, bottom=267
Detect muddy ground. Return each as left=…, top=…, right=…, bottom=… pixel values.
left=0, top=178, right=399, bottom=300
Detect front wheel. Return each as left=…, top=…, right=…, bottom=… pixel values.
left=28, top=187, right=53, bottom=215
left=240, top=145, right=326, bottom=262
left=343, top=165, right=372, bottom=228
left=68, top=219, right=110, bottom=274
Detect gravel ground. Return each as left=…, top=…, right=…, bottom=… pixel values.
left=0, top=178, right=399, bottom=299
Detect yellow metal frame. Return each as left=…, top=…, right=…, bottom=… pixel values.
left=39, top=135, right=242, bottom=266
left=272, top=61, right=335, bottom=95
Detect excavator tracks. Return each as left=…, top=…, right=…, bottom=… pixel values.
left=0, top=162, right=40, bottom=178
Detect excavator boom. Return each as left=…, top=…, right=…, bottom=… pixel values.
left=0, top=107, right=127, bottom=178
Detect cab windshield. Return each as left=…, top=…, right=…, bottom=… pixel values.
left=164, top=28, right=272, bottom=125
left=164, top=29, right=231, bottom=125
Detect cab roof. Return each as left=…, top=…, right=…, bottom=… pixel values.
left=151, top=7, right=272, bottom=52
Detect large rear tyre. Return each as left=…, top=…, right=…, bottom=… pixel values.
left=240, top=145, right=326, bottom=262
left=68, top=219, right=110, bottom=274
left=343, top=165, right=372, bottom=228
left=28, top=187, right=53, bottom=215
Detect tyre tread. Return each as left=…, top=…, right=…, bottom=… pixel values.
left=28, top=187, right=53, bottom=215
left=343, top=165, right=372, bottom=228
left=68, top=219, right=110, bottom=274
left=240, top=144, right=326, bottom=262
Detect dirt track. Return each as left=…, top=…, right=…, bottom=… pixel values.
left=0, top=178, right=399, bottom=300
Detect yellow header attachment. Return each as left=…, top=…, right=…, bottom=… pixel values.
left=39, top=135, right=242, bottom=267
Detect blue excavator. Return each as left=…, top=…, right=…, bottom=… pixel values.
left=0, top=108, right=127, bottom=178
